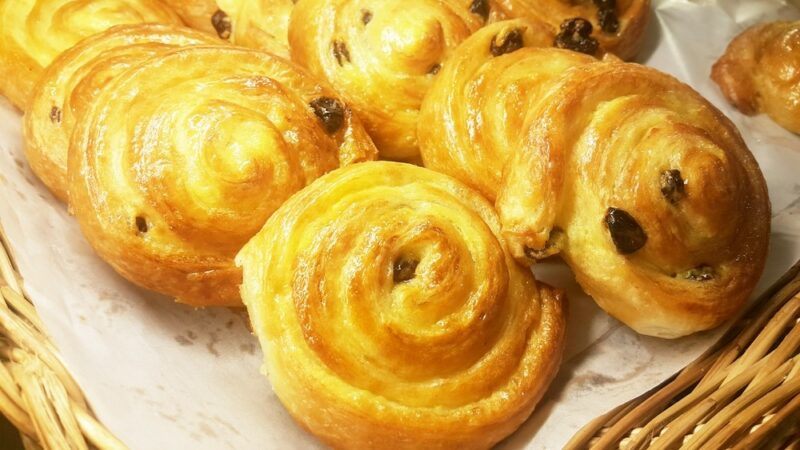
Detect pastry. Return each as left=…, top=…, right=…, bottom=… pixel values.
left=161, top=0, right=293, bottom=57
left=419, top=20, right=595, bottom=201
left=288, top=0, right=505, bottom=161
left=0, top=0, right=181, bottom=110
left=24, top=24, right=219, bottom=202
left=68, top=46, right=377, bottom=306
left=496, top=0, right=650, bottom=60
left=496, top=61, right=770, bottom=338
left=712, top=21, right=800, bottom=134
left=237, top=161, right=566, bottom=449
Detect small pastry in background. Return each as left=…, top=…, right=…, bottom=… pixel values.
left=419, top=20, right=595, bottom=202
left=24, top=24, right=219, bottom=202
left=712, top=21, right=800, bottom=134
left=161, top=0, right=293, bottom=58
left=495, top=0, right=650, bottom=60
left=68, top=46, right=377, bottom=306
left=0, top=0, right=181, bottom=110
left=288, top=0, right=506, bottom=161
left=237, top=161, right=566, bottom=450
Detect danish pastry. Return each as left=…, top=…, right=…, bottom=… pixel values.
left=68, top=46, right=377, bottom=306
left=24, top=24, right=219, bottom=202
left=237, top=161, right=566, bottom=449
left=497, top=0, right=650, bottom=60
left=419, top=20, right=595, bottom=201
left=0, top=0, right=181, bottom=110
left=712, top=21, right=800, bottom=134
left=496, top=61, right=770, bottom=337
left=288, top=0, right=505, bottom=161
left=161, top=0, right=293, bottom=57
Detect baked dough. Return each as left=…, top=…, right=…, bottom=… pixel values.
left=68, top=46, right=377, bottom=306
left=712, top=21, right=800, bottom=134
left=495, top=0, right=650, bottom=60
left=0, top=0, right=181, bottom=110
left=419, top=20, right=594, bottom=202
left=24, top=24, right=218, bottom=202
left=161, top=0, right=292, bottom=57
left=288, top=0, right=501, bottom=161
left=237, top=161, right=566, bottom=449
left=497, top=61, right=770, bottom=338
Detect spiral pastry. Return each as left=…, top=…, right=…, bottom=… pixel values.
left=288, top=0, right=502, bottom=161
left=495, top=61, right=770, bottom=338
left=237, top=161, right=566, bottom=449
left=0, top=0, right=181, bottom=110
left=495, top=0, right=650, bottom=60
left=24, top=24, right=219, bottom=203
left=419, top=20, right=595, bottom=202
left=712, top=21, right=800, bottom=134
left=68, top=46, right=377, bottom=306
left=160, top=0, right=293, bottom=57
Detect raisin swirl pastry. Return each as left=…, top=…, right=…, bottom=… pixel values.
left=68, top=46, right=377, bottom=306
left=712, top=21, right=800, bottom=134
left=496, top=61, right=770, bottom=338
left=288, top=0, right=504, bottom=161
left=498, top=0, right=650, bottom=60
left=160, top=0, right=293, bottom=57
left=237, top=161, right=566, bottom=449
left=24, top=24, right=219, bottom=202
left=419, top=20, right=595, bottom=202
left=0, top=0, right=181, bottom=110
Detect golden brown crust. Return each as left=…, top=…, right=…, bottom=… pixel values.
left=496, top=62, right=770, bottom=338
left=159, top=0, right=220, bottom=33
left=494, top=0, right=650, bottom=60
left=0, top=0, right=181, bottom=111
left=24, top=24, right=219, bottom=203
left=712, top=21, right=800, bottom=133
left=68, top=46, right=377, bottom=306
left=419, top=20, right=595, bottom=202
left=288, top=0, right=502, bottom=161
left=237, top=161, right=566, bottom=449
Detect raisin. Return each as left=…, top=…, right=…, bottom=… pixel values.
left=605, top=207, right=647, bottom=254
left=469, top=0, right=490, bottom=21
left=490, top=28, right=524, bottom=56
left=361, top=9, right=372, bottom=25
left=309, top=97, right=345, bottom=134
left=211, top=10, right=232, bottom=40
left=393, top=258, right=418, bottom=283
left=135, top=216, right=148, bottom=234
left=553, top=18, right=599, bottom=55
left=332, top=40, right=351, bottom=66
left=683, top=265, right=714, bottom=281
left=523, top=228, right=565, bottom=260
left=428, top=63, right=441, bottom=75
left=49, top=106, right=61, bottom=124
left=598, top=8, right=619, bottom=33
left=660, top=169, right=685, bottom=204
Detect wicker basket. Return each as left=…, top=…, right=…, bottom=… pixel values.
left=1, top=217, right=799, bottom=449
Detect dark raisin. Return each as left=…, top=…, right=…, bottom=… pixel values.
left=309, top=97, right=345, bottom=134
left=597, top=8, right=619, bottom=33
left=428, top=63, right=441, bottom=75
left=211, top=10, right=232, bottom=40
left=469, top=0, right=490, bottom=21
left=135, top=216, right=148, bottom=234
left=361, top=9, right=372, bottom=25
left=593, top=0, right=614, bottom=9
left=553, top=18, right=599, bottom=55
left=332, top=40, right=351, bottom=66
left=523, top=228, right=565, bottom=260
left=683, top=265, right=714, bottom=281
left=605, top=207, right=647, bottom=254
left=490, top=28, right=524, bottom=56
left=660, top=169, right=685, bottom=204
left=393, top=258, right=419, bottom=283
left=49, top=106, right=61, bottom=124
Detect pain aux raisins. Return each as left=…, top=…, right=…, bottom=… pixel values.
left=332, top=40, right=351, bottom=66
left=309, top=97, right=345, bottom=134
left=593, top=0, right=619, bottom=34
left=211, top=9, right=232, bottom=40
left=605, top=207, right=647, bottom=254
left=660, top=169, right=686, bottom=204
left=470, top=0, right=490, bottom=21
left=393, top=258, right=419, bottom=283
left=490, top=28, right=524, bottom=56
left=554, top=18, right=599, bottom=55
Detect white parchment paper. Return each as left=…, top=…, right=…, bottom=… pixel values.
left=0, top=1, right=799, bottom=448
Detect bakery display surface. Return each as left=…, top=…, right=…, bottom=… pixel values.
left=0, top=0, right=798, bottom=449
